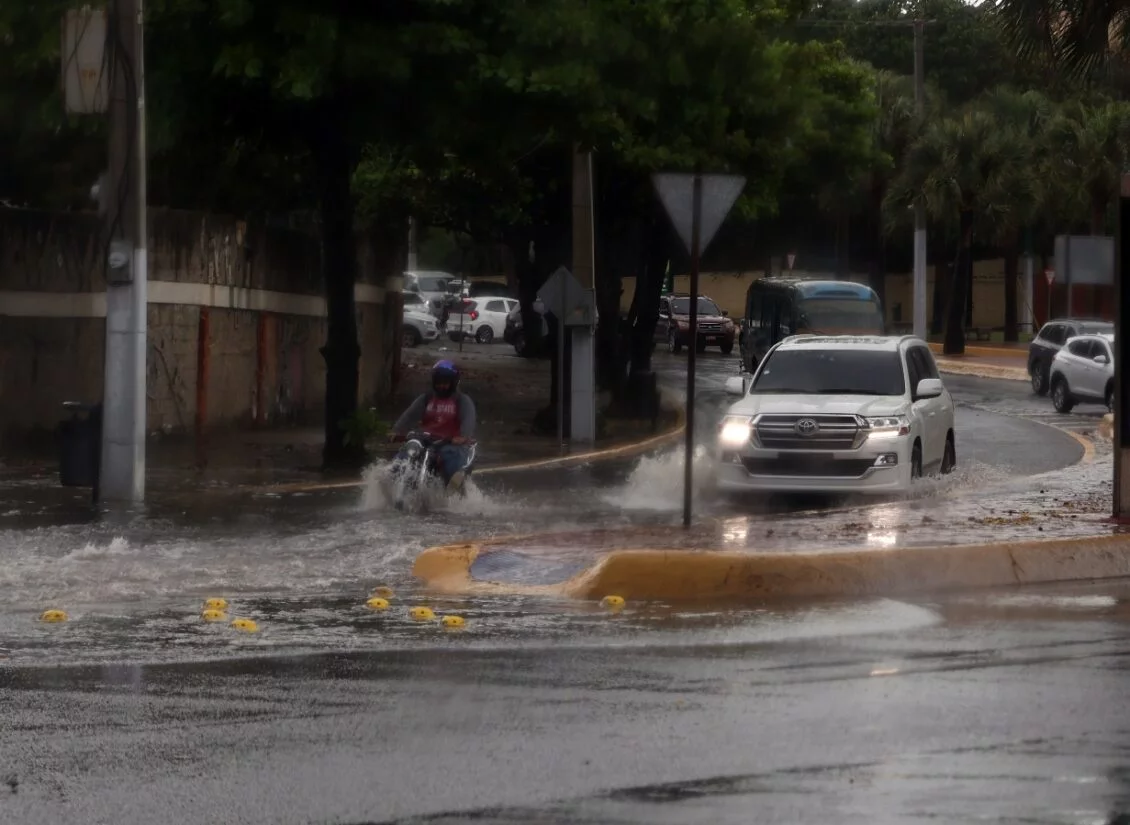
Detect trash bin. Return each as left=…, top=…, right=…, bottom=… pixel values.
left=59, top=401, right=102, bottom=489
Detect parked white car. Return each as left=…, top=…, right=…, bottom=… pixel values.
left=1049, top=333, right=1114, bottom=413
left=402, top=307, right=440, bottom=348
left=716, top=335, right=956, bottom=494
left=448, top=297, right=519, bottom=344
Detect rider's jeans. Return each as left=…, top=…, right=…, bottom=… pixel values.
left=437, top=444, right=469, bottom=482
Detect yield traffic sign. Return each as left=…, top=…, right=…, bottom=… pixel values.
left=651, top=173, right=746, bottom=256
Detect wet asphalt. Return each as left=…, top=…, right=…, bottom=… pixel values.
left=3, top=581, right=1130, bottom=824
left=1, top=348, right=1126, bottom=824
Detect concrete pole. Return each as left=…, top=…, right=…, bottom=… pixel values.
left=100, top=0, right=148, bottom=503
left=570, top=144, right=596, bottom=445
left=912, top=19, right=928, bottom=341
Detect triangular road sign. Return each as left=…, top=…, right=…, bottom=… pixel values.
left=652, top=173, right=746, bottom=256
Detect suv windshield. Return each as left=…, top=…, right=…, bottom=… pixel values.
left=671, top=297, right=721, bottom=316
left=752, top=349, right=906, bottom=396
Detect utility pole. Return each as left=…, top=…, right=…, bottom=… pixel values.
left=912, top=19, right=927, bottom=340
left=570, top=144, right=596, bottom=445
left=100, top=0, right=148, bottom=502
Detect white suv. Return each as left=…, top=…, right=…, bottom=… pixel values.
left=716, top=335, right=956, bottom=494
left=1049, top=333, right=1114, bottom=413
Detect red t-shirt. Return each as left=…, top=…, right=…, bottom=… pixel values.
left=421, top=396, right=461, bottom=440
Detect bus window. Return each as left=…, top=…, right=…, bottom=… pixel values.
left=796, top=297, right=883, bottom=335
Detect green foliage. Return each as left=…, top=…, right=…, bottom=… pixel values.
left=339, top=407, right=388, bottom=448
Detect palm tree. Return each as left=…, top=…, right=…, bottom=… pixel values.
left=992, top=0, right=1130, bottom=81
left=887, top=109, right=1030, bottom=354
left=1044, top=98, right=1130, bottom=234
left=977, top=87, right=1056, bottom=340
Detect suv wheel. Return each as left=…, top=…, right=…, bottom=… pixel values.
left=941, top=433, right=956, bottom=474
left=1107, top=382, right=1114, bottom=412
left=514, top=330, right=528, bottom=357
left=476, top=326, right=494, bottom=344
left=1051, top=376, right=1075, bottom=414
left=1031, top=362, right=1049, bottom=396
left=911, top=443, right=923, bottom=481
left=720, top=339, right=734, bottom=355
left=402, top=326, right=421, bottom=348
left=668, top=331, right=682, bottom=354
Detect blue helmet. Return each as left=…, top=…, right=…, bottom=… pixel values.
left=431, top=360, right=460, bottom=398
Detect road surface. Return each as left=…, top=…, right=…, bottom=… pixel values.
left=3, top=579, right=1130, bottom=824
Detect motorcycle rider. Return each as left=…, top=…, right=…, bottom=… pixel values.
left=388, top=359, right=476, bottom=492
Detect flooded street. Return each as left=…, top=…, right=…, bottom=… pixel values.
left=0, top=356, right=1108, bottom=666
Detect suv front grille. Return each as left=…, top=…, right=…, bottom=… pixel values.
left=741, top=457, right=874, bottom=477
left=754, top=414, right=863, bottom=451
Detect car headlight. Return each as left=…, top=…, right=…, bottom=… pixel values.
left=865, top=415, right=910, bottom=439
left=718, top=416, right=753, bottom=446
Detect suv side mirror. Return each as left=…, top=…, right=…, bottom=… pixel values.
left=724, top=376, right=748, bottom=396
left=1094, top=354, right=1110, bottom=365
left=721, top=310, right=729, bottom=317
left=915, top=378, right=944, bottom=399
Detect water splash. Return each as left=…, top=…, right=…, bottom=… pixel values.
left=604, top=446, right=718, bottom=511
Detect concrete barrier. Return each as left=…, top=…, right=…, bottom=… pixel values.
left=413, top=533, right=1130, bottom=602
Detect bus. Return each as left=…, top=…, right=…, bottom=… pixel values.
left=741, top=277, right=884, bottom=371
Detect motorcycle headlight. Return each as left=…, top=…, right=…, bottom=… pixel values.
left=865, top=415, right=910, bottom=439
left=403, top=441, right=423, bottom=457
left=718, top=416, right=753, bottom=447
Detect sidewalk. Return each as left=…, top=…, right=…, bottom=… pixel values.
left=928, top=342, right=1029, bottom=382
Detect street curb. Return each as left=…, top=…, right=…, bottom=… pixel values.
left=249, top=393, right=687, bottom=495
left=928, top=342, right=1028, bottom=360
left=935, top=359, right=1028, bottom=382
left=412, top=532, right=1130, bottom=602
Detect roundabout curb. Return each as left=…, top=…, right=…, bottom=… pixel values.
left=412, top=532, right=1130, bottom=603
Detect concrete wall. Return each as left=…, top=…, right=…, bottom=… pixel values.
left=620, top=260, right=1109, bottom=335
left=0, top=207, right=398, bottom=447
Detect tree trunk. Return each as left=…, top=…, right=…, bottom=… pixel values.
left=627, top=213, right=667, bottom=376
left=1003, top=235, right=1019, bottom=343
left=931, top=253, right=947, bottom=336
left=1091, top=200, right=1106, bottom=235
left=835, top=212, right=850, bottom=280
left=870, top=189, right=887, bottom=313
left=313, top=96, right=363, bottom=469
left=943, top=211, right=974, bottom=356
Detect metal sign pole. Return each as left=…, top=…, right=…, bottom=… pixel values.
left=684, top=172, right=703, bottom=529
left=558, top=272, right=566, bottom=451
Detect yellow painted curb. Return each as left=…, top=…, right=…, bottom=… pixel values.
left=1100, top=413, right=1114, bottom=441
left=250, top=399, right=687, bottom=495
left=413, top=533, right=1130, bottom=602
left=928, top=342, right=1029, bottom=360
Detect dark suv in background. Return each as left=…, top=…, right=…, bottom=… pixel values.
left=1028, top=318, right=1113, bottom=395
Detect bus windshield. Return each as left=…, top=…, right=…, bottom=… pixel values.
left=796, top=297, right=883, bottom=334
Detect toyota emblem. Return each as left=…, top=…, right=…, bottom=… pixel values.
left=794, top=418, right=820, bottom=436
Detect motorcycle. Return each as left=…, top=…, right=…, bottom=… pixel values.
left=385, top=431, right=477, bottom=512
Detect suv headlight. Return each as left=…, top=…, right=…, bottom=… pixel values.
left=865, top=415, right=910, bottom=439
left=719, top=416, right=753, bottom=446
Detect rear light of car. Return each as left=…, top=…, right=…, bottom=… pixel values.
left=470, top=310, right=479, bottom=321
